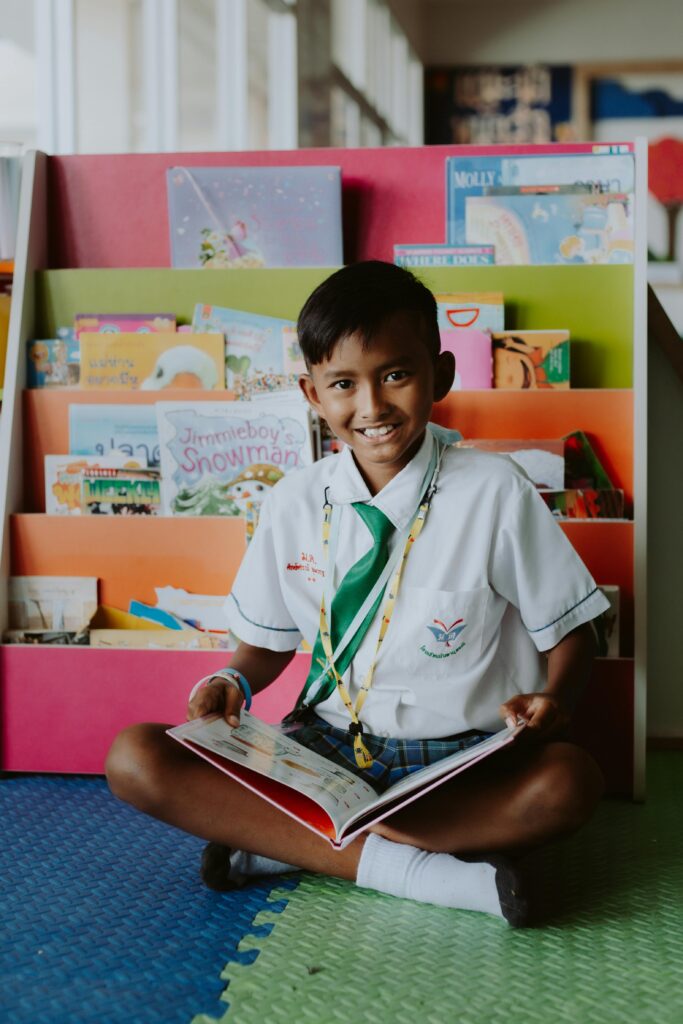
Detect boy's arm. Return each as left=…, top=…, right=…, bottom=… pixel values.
left=499, top=622, right=597, bottom=739
left=188, top=641, right=296, bottom=726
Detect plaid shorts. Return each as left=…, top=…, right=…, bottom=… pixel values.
left=286, top=711, right=493, bottom=793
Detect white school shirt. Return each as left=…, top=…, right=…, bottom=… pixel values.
left=225, top=429, right=609, bottom=738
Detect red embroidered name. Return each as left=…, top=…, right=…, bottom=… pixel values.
left=287, top=552, right=325, bottom=582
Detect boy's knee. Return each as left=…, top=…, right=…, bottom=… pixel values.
left=531, top=742, right=604, bottom=835
left=105, top=722, right=169, bottom=809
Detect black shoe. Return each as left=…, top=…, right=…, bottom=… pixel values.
left=200, top=842, right=237, bottom=892
left=489, top=856, right=531, bottom=928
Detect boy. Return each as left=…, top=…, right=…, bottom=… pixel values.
left=107, top=261, right=608, bottom=926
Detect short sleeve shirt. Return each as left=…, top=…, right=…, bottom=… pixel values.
left=225, top=430, right=609, bottom=738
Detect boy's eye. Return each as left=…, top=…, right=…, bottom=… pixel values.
left=385, top=369, right=409, bottom=382
left=330, top=379, right=354, bottom=390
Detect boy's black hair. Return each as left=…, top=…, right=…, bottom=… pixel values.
left=297, top=260, right=440, bottom=366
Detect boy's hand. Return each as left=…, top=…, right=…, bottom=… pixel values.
left=188, top=677, right=244, bottom=727
left=499, top=692, right=570, bottom=740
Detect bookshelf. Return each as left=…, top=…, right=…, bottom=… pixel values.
left=0, top=142, right=647, bottom=796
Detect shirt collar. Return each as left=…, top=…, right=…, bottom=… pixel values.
left=326, top=429, right=435, bottom=531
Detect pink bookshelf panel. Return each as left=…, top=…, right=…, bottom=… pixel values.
left=46, top=145, right=539, bottom=269
left=0, top=647, right=309, bottom=773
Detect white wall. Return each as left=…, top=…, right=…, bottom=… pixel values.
left=422, top=0, right=683, bottom=65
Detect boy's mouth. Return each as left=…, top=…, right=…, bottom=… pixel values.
left=357, top=424, right=397, bottom=439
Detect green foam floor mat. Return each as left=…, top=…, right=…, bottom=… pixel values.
left=196, top=752, right=683, bottom=1024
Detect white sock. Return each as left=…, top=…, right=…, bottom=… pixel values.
left=229, top=849, right=299, bottom=884
left=356, top=834, right=506, bottom=918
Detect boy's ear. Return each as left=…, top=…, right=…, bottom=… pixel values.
left=433, top=350, right=455, bottom=401
left=298, top=373, right=322, bottom=412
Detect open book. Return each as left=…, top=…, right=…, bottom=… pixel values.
left=167, top=712, right=522, bottom=849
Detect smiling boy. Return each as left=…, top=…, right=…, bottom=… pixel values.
left=107, top=261, right=608, bottom=926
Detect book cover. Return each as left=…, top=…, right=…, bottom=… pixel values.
left=492, top=330, right=570, bottom=389
left=81, top=467, right=162, bottom=516
left=156, top=398, right=314, bottom=516
left=455, top=439, right=564, bottom=489
left=45, top=452, right=148, bottom=515
left=27, top=337, right=81, bottom=388
left=167, top=165, right=344, bottom=269
left=191, top=304, right=303, bottom=392
left=74, top=313, right=176, bottom=336
left=168, top=711, right=521, bottom=849
left=563, top=430, right=615, bottom=490
left=394, top=244, right=495, bottom=267
left=438, top=329, right=492, bottom=389
left=446, top=148, right=636, bottom=245
left=435, top=292, right=504, bottom=333
left=8, top=576, right=98, bottom=632
left=69, top=403, right=161, bottom=467
left=79, top=332, right=225, bottom=390
left=465, top=191, right=634, bottom=265
left=539, top=489, right=625, bottom=520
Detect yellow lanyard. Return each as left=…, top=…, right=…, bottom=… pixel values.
left=317, top=494, right=432, bottom=769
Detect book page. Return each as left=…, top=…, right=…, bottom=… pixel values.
left=168, top=713, right=378, bottom=834
left=337, top=726, right=521, bottom=845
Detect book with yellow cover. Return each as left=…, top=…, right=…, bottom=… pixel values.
left=79, top=332, right=225, bottom=390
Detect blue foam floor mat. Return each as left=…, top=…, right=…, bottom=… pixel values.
left=0, top=775, right=293, bottom=1024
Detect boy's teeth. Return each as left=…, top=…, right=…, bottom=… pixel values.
left=363, top=425, right=394, bottom=437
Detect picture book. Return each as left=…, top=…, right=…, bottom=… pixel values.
left=81, top=467, right=162, bottom=516
left=438, top=329, right=492, bottom=389
left=167, top=165, right=343, bottom=269
left=168, top=712, right=522, bottom=849
left=154, top=585, right=231, bottom=633
left=455, top=439, right=564, bottom=490
left=595, top=585, right=620, bottom=658
left=191, top=304, right=304, bottom=392
left=464, top=191, right=634, bottom=265
left=539, top=489, right=625, bottom=520
left=45, top=452, right=148, bottom=515
left=156, top=397, right=314, bottom=516
left=74, top=313, right=176, bottom=336
left=27, top=337, right=80, bottom=387
left=563, top=431, right=615, bottom=490
left=492, top=330, right=570, bottom=389
left=79, top=332, right=225, bottom=390
left=69, top=403, right=161, bottom=467
left=394, top=244, right=495, bottom=267
left=8, top=576, right=98, bottom=633
left=446, top=147, right=635, bottom=245
left=435, top=292, right=504, bottom=333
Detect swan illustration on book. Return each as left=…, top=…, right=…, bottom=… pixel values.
left=140, top=345, right=219, bottom=390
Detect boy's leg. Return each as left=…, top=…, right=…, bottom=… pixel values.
left=106, top=725, right=602, bottom=924
left=105, top=723, right=364, bottom=880
left=371, top=738, right=604, bottom=854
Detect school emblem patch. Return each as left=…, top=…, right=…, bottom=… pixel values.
left=420, top=618, right=467, bottom=659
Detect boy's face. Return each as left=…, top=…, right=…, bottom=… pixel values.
left=300, top=312, right=454, bottom=494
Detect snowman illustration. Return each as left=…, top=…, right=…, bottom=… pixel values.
left=224, top=464, right=284, bottom=514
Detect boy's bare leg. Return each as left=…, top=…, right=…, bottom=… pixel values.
left=106, top=724, right=364, bottom=880
left=106, top=724, right=602, bottom=871
left=373, top=738, right=604, bottom=855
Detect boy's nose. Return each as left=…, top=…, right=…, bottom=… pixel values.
left=357, top=382, right=388, bottom=418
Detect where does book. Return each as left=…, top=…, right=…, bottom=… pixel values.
left=168, top=712, right=522, bottom=849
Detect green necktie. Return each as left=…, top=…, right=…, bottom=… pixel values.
left=297, top=503, right=395, bottom=709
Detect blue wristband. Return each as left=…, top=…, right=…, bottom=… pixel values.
left=222, top=668, right=253, bottom=711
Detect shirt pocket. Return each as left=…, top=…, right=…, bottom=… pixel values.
left=387, top=584, right=491, bottom=679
